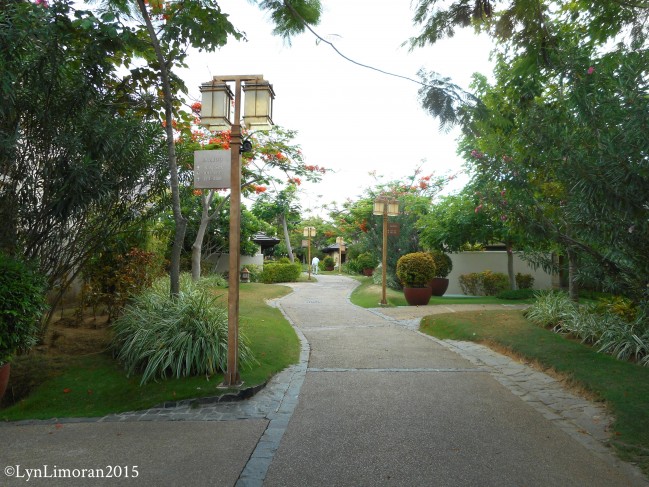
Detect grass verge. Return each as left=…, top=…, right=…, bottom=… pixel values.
left=420, top=309, right=649, bottom=476
left=349, top=276, right=534, bottom=308
left=1, top=283, right=298, bottom=421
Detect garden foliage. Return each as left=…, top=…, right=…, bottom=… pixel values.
left=112, top=276, right=253, bottom=385
left=459, top=270, right=509, bottom=296
left=525, top=291, right=649, bottom=366
left=396, top=252, right=435, bottom=287
left=0, top=254, right=48, bottom=364
left=260, top=262, right=301, bottom=284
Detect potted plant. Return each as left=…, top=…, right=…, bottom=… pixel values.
left=0, top=253, right=48, bottom=401
left=356, top=252, right=378, bottom=276
left=396, top=252, right=435, bottom=306
left=427, top=250, right=453, bottom=296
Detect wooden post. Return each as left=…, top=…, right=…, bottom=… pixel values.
left=381, top=204, right=388, bottom=306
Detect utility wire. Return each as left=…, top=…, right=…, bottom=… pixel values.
left=282, top=0, right=426, bottom=87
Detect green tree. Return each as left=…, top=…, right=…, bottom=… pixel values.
left=98, top=0, right=323, bottom=295
left=0, top=0, right=168, bottom=312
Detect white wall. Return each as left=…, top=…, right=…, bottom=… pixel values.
left=446, top=251, right=555, bottom=295
left=206, top=252, right=264, bottom=274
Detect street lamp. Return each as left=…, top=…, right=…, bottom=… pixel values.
left=304, top=226, right=316, bottom=280
left=373, top=196, right=399, bottom=306
left=336, top=236, right=345, bottom=274
left=199, top=75, right=275, bottom=387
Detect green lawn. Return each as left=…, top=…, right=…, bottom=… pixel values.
left=348, top=275, right=534, bottom=308
left=0, top=283, right=299, bottom=421
left=420, top=309, right=649, bottom=476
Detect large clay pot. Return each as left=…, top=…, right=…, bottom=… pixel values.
left=403, top=286, right=432, bottom=306
left=428, top=278, right=450, bottom=296
left=0, top=363, right=10, bottom=401
left=362, top=268, right=374, bottom=277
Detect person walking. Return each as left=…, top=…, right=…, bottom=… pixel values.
left=311, top=256, right=320, bottom=275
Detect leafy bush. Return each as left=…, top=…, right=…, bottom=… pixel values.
left=497, top=288, right=535, bottom=300
left=260, top=263, right=301, bottom=283
left=481, top=270, right=509, bottom=295
left=396, top=252, right=435, bottom=287
left=595, top=296, right=637, bottom=322
left=82, top=247, right=165, bottom=321
left=515, top=273, right=534, bottom=289
left=372, top=263, right=402, bottom=290
left=241, top=264, right=263, bottom=283
left=277, top=257, right=292, bottom=264
left=322, top=256, right=335, bottom=270
left=458, top=272, right=481, bottom=295
left=459, top=270, right=509, bottom=296
left=112, top=278, right=254, bottom=385
left=355, top=252, right=378, bottom=270
left=0, top=254, right=48, bottom=365
left=427, top=250, right=453, bottom=278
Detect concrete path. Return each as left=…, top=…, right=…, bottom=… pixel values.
left=1, top=274, right=647, bottom=486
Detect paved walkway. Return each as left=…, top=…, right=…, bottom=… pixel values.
left=1, top=275, right=647, bottom=486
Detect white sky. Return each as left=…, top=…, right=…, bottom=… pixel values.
left=178, top=0, right=494, bottom=218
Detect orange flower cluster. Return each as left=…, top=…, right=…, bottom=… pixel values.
left=288, top=177, right=301, bottom=186
left=190, top=102, right=202, bottom=114
left=253, top=185, right=267, bottom=194
left=305, top=165, right=326, bottom=174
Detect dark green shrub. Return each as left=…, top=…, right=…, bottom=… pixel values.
left=322, top=256, right=335, bottom=270
left=355, top=252, right=378, bottom=271
left=515, top=273, right=535, bottom=289
left=396, top=252, right=435, bottom=287
left=497, top=289, right=535, bottom=300
left=260, top=263, right=302, bottom=283
left=0, top=254, right=48, bottom=364
left=427, top=250, right=453, bottom=278
left=277, top=257, right=292, bottom=264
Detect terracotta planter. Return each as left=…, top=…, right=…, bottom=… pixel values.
left=403, top=286, right=432, bottom=306
left=428, top=278, right=450, bottom=296
left=325, top=266, right=334, bottom=271
left=0, top=363, right=10, bottom=402
left=362, top=268, right=374, bottom=277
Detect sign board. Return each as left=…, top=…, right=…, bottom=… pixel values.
left=194, top=150, right=231, bottom=189
left=387, top=222, right=400, bottom=237
left=301, top=240, right=308, bottom=248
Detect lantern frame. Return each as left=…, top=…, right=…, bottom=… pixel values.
left=199, top=82, right=234, bottom=131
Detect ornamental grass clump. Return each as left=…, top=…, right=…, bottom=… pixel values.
left=112, top=279, right=253, bottom=385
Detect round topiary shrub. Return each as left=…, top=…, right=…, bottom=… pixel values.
left=355, top=252, right=378, bottom=271
left=428, top=250, right=453, bottom=278
left=396, top=252, right=435, bottom=287
left=322, top=256, right=335, bottom=270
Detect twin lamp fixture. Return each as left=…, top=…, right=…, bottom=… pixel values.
left=199, top=78, right=275, bottom=133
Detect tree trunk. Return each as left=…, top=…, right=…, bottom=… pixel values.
left=567, top=247, right=579, bottom=302
left=280, top=213, right=294, bottom=262
left=506, top=244, right=517, bottom=290
left=137, top=0, right=186, bottom=297
left=191, top=193, right=211, bottom=282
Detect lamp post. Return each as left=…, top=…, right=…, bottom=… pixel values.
left=373, top=196, right=399, bottom=306
left=304, top=226, right=316, bottom=280
left=336, top=236, right=344, bottom=274
left=200, top=75, right=274, bottom=387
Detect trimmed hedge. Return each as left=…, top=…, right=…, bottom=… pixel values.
left=260, top=263, right=302, bottom=283
left=459, top=270, right=509, bottom=296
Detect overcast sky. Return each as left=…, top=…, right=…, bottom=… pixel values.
left=178, top=0, right=494, bottom=218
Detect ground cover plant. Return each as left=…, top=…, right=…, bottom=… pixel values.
left=419, top=310, right=649, bottom=476
left=0, top=280, right=298, bottom=420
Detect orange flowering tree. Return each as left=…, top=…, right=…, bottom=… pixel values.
left=170, top=113, right=327, bottom=278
